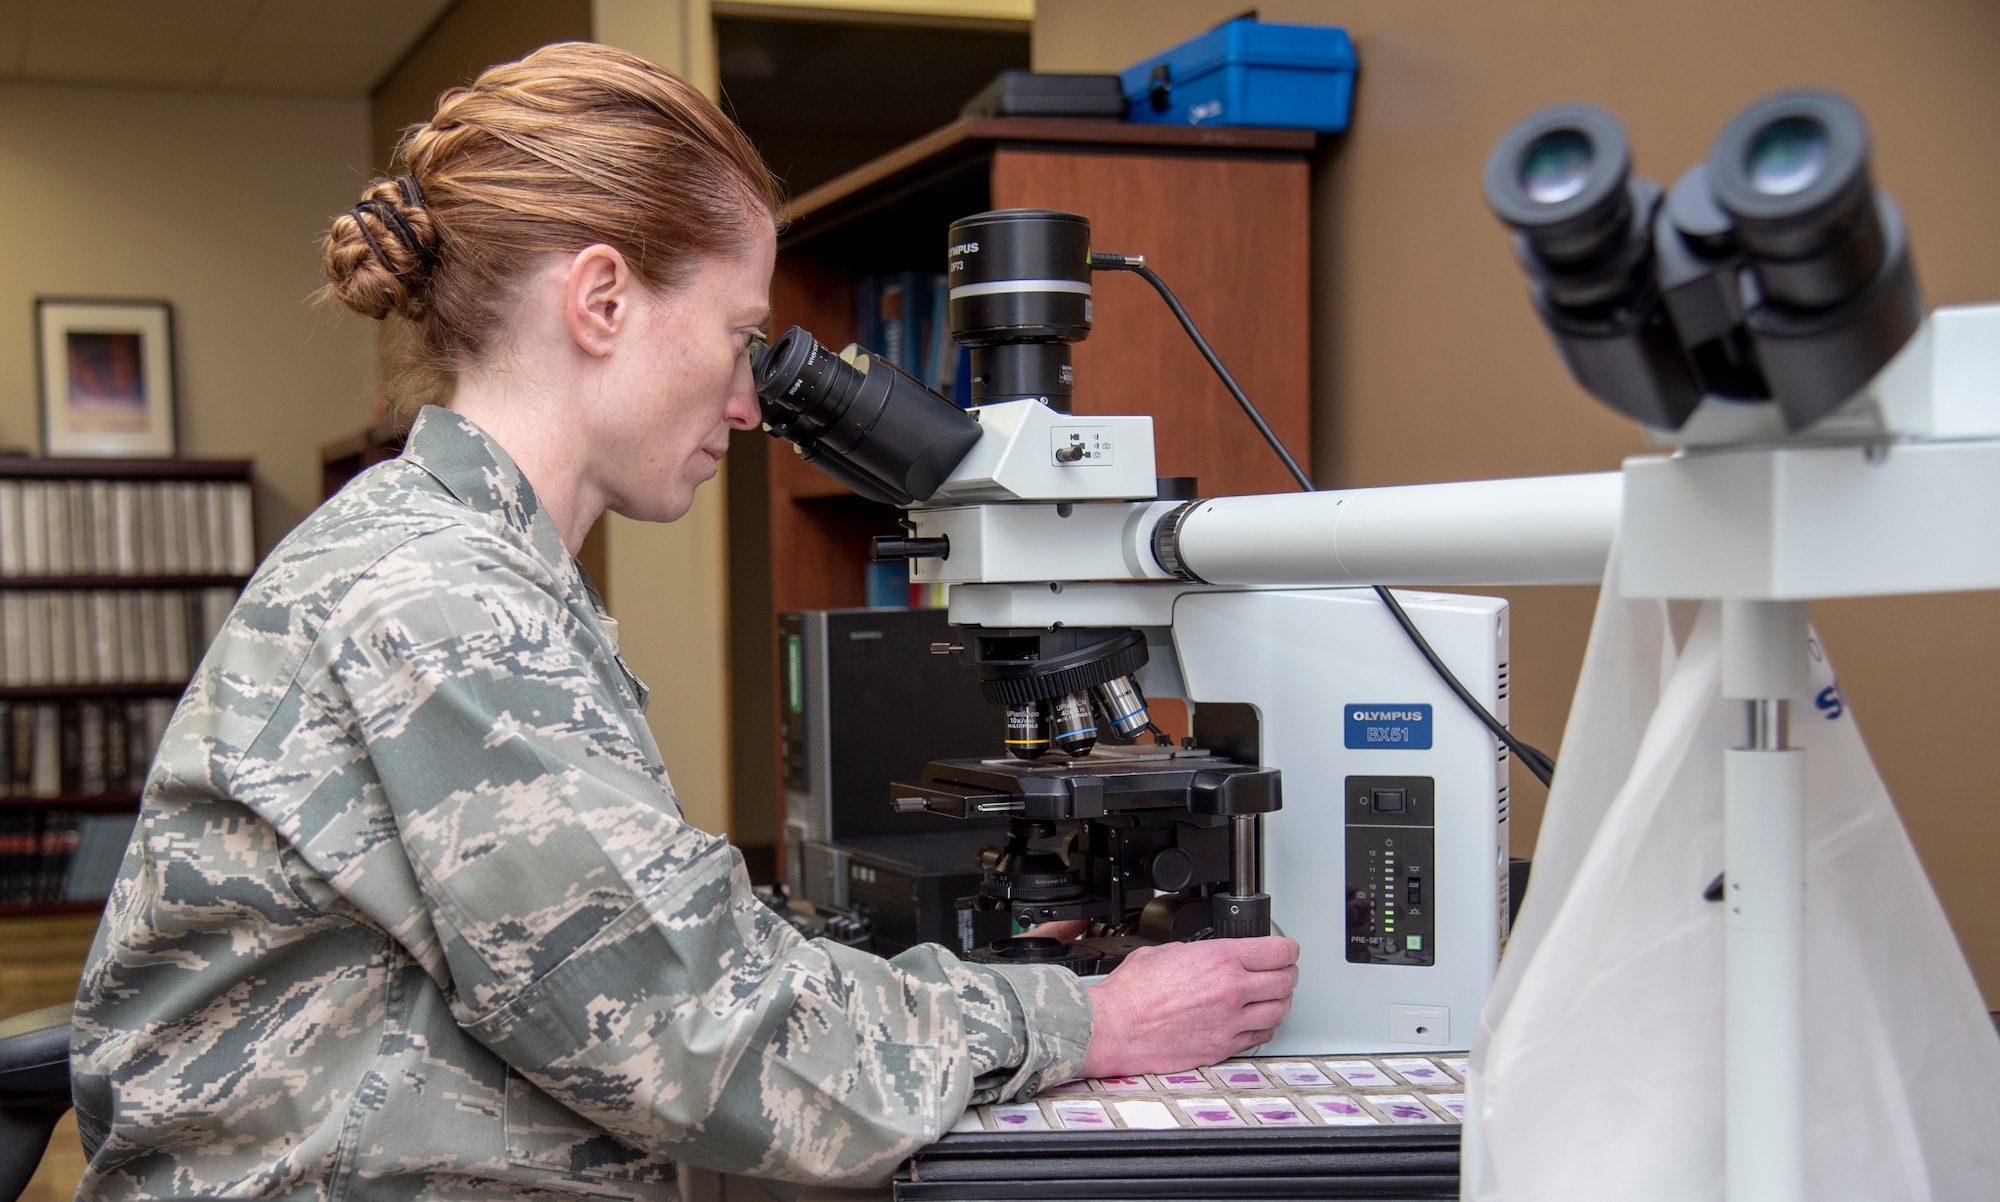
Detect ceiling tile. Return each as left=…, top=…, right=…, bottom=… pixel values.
left=23, top=0, right=260, bottom=89
left=217, top=0, right=454, bottom=96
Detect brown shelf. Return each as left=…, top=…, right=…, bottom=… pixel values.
left=0, top=574, right=248, bottom=589
left=0, top=899, right=108, bottom=918
left=0, top=457, right=252, bottom=482
left=0, top=792, right=140, bottom=810
left=0, top=682, right=186, bottom=699
left=783, top=117, right=1316, bottom=235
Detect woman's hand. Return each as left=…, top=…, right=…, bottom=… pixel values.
left=1077, top=935, right=1300, bottom=1078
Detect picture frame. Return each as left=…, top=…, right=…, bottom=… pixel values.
left=35, top=298, right=178, bottom=458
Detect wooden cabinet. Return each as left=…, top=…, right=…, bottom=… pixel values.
left=727, top=116, right=1316, bottom=863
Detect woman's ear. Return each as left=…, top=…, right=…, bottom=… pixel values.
left=565, top=244, right=632, bottom=357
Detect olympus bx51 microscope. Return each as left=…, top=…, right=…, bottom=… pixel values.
left=750, top=99, right=2000, bottom=1060
left=748, top=84, right=2000, bottom=1200
left=750, top=206, right=1619, bottom=1057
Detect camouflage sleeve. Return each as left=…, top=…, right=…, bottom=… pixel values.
left=310, top=526, right=1092, bottom=1185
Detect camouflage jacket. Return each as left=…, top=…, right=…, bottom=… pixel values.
left=71, top=406, right=1091, bottom=1199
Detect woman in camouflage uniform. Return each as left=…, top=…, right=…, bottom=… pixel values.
left=69, top=41, right=1299, bottom=1200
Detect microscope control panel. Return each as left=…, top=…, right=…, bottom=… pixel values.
left=1345, top=775, right=1438, bottom=968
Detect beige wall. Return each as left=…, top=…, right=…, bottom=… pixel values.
left=593, top=0, right=735, bottom=839
left=0, top=82, right=377, bottom=544
left=371, top=0, right=591, bottom=171
left=1035, top=0, right=2000, bottom=1002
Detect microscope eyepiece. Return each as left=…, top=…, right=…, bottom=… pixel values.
left=1483, top=103, right=1695, bottom=428
left=751, top=325, right=981, bottom=506
left=1704, top=91, right=1887, bottom=309
left=1483, top=104, right=1641, bottom=272
left=1702, top=89, right=1923, bottom=428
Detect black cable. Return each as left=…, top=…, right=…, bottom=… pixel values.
left=1092, top=251, right=1557, bottom=788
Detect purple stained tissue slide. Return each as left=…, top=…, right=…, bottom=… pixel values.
left=1178, top=1098, right=1249, bottom=1127
left=1210, top=1063, right=1272, bottom=1090
left=1371, top=1094, right=1447, bottom=1124
left=1303, top=1095, right=1381, bottom=1126
left=1326, top=1059, right=1389, bottom=1088
left=987, top=1104, right=1051, bottom=1130
left=1240, top=1096, right=1315, bottom=1126
left=1097, top=1075, right=1153, bottom=1092
left=1268, top=1061, right=1335, bottom=1088
left=1382, top=1057, right=1450, bottom=1085
left=1052, top=1099, right=1116, bottom=1130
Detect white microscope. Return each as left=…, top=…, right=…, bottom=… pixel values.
left=751, top=86, right=1999, bottom=1199
left=753, top=203, right=1616, bottom=1059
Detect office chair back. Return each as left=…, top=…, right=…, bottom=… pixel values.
left=0, top=1003, right=74, bottom=1202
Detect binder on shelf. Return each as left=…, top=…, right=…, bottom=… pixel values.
left=227, top=485, right=255, bottom=574
left=46, top=488, right=69, bottom=575
left=0, top=482, right=19, bottom=577
left=19, top=485, right=45, bottom=575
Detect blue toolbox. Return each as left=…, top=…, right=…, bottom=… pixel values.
left=1119, top=14, right=1357, bottom=133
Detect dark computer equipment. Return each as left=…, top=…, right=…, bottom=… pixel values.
left=778, top=608, right=1005, bottom=937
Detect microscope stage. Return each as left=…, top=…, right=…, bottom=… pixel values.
left=896, top=748, right=1280, bottom=821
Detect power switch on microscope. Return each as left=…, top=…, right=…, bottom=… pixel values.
left=1371, top=787, right=1407, bottom=814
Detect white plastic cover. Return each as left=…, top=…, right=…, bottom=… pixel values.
left=1464, top=539, right=2000, bottom=1200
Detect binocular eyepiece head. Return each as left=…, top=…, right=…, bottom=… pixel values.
left=1485, top=88, right=1922, bottom=434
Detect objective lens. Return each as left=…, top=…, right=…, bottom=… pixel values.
left=1746, top=117, right=1828, bottom=196
left=1049, top=691, right=1097, bottom=756
left=1519, top=129, right=1594, bottom=204
left=1005, top=701, right=1051, bottom=760
left=1092, top=675, right=1150, bottom=741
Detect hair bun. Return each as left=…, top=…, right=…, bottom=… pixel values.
left=321, top=176, right=440, bottom=320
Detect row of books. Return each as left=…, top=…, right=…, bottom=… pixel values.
left=0, top=809, right=138, bottom=905
left=863, top=561, right=947, bottom=610
left=0, top=478, right=255, bottom=578
left=854, top=272, right=970, bottom=400
left=0, top=587, right=237, bottom=686
left=2, top=699, right=176, bottom=798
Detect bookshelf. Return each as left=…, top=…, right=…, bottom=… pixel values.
left=728, top=116, right=1318, bottom=869
left=0, top=457, right=256, bottom=917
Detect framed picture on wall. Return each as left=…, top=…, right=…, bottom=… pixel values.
left=35, top=298, right=178, bottom=458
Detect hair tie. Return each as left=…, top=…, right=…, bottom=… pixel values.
left=396, top=173, right=428, bottom=211
left=352, top=197, right=436, bottom=276
left=348, top=207, right=397, bottom=285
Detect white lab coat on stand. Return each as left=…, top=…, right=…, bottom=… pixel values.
left=1464, top=539, right=2000, bottom=1201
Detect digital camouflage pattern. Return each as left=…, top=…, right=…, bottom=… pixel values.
left=71, top=406, right=1092, bottom=1199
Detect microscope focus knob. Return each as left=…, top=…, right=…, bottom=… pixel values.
left=1145, top=847, right=1194, bottom=892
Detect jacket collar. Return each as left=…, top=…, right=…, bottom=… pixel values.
left=399, top=405, right=582, bottom=595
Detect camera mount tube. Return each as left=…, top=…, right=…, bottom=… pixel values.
left=1156, top=472, right=1621, bottom=588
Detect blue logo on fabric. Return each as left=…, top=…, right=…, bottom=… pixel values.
left=1345, top=704, right=1433, bottom=749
